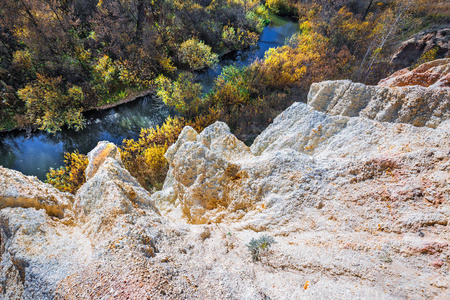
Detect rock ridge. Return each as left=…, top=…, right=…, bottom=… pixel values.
left=307, top=59, right=450, bottom=128
left=0, top=61, right=449, bottom=299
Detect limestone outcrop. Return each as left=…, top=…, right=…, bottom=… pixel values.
left=84, top=141, right=122, bottom=180
left=0, top=167, right=73, bottom=218
left=0, top=142, right=165, bottom=299
left=0, top=62, right=449, bottom=299
left=307, top=59, right=450, bottom=128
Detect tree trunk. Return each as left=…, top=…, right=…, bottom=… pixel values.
left=362, top=0, right=374, bottom=21
left=135, top=0, right=146, bottom=44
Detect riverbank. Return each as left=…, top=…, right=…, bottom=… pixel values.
left=0, top=88, right=156, bottom=134
left=93, top=89, right=154, bottom=111
left=0, top=15, right=299, bottom=180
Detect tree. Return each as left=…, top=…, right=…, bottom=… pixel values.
left=155, top=73, right=203, bottom=118
left=178, top=38, right=219, bottom=70
left=17, top=74, right=85, bottom=133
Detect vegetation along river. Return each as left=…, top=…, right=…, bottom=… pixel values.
left=0, top=15, right=298, bottom=181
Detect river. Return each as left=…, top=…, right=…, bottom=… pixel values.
left=0, top=14, right=298, bottom=181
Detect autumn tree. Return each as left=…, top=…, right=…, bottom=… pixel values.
left=178, top=38, right=219, bottom=70
left=155, top=73, right=203, bottom=118
left=46, top=150, right=89, bottom=193
left=17, top=74, right=85, bottom=133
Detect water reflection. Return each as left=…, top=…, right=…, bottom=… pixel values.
left=197, top=14, right=299, bottom=92
left=0, top=96, right=171, bottom=180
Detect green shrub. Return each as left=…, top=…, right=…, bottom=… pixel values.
left=265, top=0, right=297, bottom=16
left=155, top=73, right=203, bottom=118
left=247, top=234, right=277, bottom=261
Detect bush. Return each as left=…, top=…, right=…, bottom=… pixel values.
left=155, top=73, right=203, bottom=118
left=207, top=66, right=252, bottom=109
left=17, top=74, right=85, bottom=133
left=246, top=5, right=271, bottom=33
left=411, top=47, right=440, bottom=69
left=11, top=49, right=34, bottom=76
left=178, top=38, right=219, bottom=70
left=46, top=151, right=88, bottom=194
left=202, top=65, right=293, bottom=140
left=120, top=110, right=220, bottom=191
left=221, top=26, right=259, bottom=50
left=265, top=0, right=298, bottom=16
left=120, top=116, right=187, bottom=189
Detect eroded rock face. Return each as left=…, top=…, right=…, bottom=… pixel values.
left=379, top=58, right=450, bottom=88
left=307, top=60, right=450, bottom=128
left=158, top=123, right=254, bottom=224
left=85, top=141, right=122, bottom=180
left=0, top=207, right=92, bottom=299
left=0, top=142, right=164, bottom=299
left=0, top=166, right=73, bottom=218
left=0, top=66, right=449, bottom=299
left=153, top=69, right=449, bottom=298
left=162, top=102, right=449, bottom=224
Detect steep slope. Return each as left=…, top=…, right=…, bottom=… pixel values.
left=0, top=61, right=449, bottom=299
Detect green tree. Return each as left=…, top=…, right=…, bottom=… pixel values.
left=155, top=72, right=203, bottom=118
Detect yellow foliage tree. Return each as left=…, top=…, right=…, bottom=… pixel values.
left=222, top=26, right=259, bottom=50
left=155, top=73, right=203, bottom=118
left=178, top=38, right=219, bottom=70
left=120, top=111, right=219, bottom=190
left=46, top=151, right=88, bottom=194
left=17, top=74, right=85, bottom=133
left=120, top=116, right=187, bottom=189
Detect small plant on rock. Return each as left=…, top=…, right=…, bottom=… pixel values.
left=247, top=235, right=276, bottom=262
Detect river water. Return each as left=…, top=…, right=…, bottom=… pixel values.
left=0, top=15, right=298, bottom=180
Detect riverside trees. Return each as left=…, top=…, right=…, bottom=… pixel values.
left=0, top=0, right=269, bottom=131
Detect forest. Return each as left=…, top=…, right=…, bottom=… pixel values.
left=1, top=0, right=448, bottom=192
left=0, top=0, right=270, bottom=132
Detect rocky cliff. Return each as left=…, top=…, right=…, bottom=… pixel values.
left=308, top=59, right=450, bottom=129
left=390, top=27, right=449, bottom=69
left=1, top=61, right=449, bottom=299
